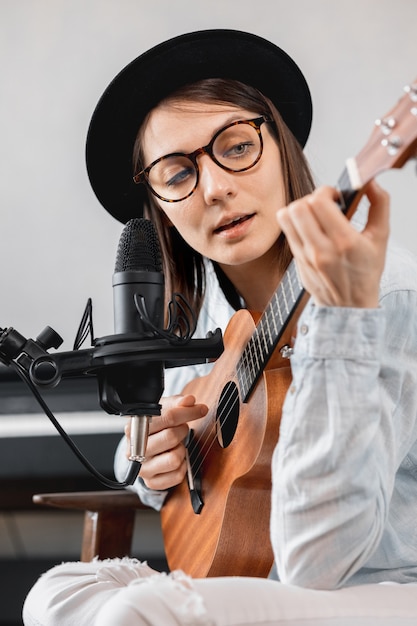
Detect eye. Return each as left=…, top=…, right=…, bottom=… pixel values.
left=153, top=157, right=195, bottom=189
left=165, top=165, right=194, bottom=187
left=224, top=141, right=255, bottom=159
left=214, top=123, right=259, bottom=166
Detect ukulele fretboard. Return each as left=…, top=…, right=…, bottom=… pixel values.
left=237, top=260, right=304, bottom=402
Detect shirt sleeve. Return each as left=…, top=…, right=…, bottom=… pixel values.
left=271, top=302, right=399, bottom=589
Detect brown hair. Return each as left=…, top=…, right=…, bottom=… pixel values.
left=133, top=79, right=315, bottom=317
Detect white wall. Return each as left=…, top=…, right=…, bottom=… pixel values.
left=1, top=0, right=417, bottom=347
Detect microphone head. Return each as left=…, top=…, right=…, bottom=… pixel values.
left=115, top=218, right=162, bottom=272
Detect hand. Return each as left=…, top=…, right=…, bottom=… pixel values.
left=276, top=181, right=390, bottom=308
left=125, top=394, right=208, bottom=491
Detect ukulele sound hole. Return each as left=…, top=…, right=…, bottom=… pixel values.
left=216, top=381, right=240, bottom=448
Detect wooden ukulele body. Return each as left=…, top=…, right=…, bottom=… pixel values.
left=161, top=309, right=292, bottom=578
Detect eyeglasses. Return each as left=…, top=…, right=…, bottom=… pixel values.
left=133, top=116, right=273, bottom=202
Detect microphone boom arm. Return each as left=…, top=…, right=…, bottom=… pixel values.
left=0, top=323, right=223, bottom=488
left=27, top=329, right=223, bottom=388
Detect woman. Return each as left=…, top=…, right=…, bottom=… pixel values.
left=23, top=29, right=417, bottom=625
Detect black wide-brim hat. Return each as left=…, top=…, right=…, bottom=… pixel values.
left=86, top=29, right=312, bottom=224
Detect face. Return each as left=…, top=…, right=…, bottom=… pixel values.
left=141, top=101, right=286, bottom=273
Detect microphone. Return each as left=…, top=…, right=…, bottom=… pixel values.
left=97, top=218, right=165, bottom=463
left=0, top=217, right=224, bottom=489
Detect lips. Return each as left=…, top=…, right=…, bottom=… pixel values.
left=214, top=214, right=254, bottom=233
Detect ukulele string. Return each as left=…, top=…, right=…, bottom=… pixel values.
left=186, top=307, right=271, bottom=477
left=187, top=267, right=301, bottom=478
left=186, top=335, right=260, bottom=478
left=187, top=326, right=274, bottom=478
left=186, top=384, right=240, bottom=478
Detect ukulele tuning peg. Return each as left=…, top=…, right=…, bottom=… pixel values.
left=404, top=83, right=417, bottom=102
left=375, top=117, right=397, bottom=135
left=381, top=135, right=403, bottom=156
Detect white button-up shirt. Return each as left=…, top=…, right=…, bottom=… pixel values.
left=115, top=240, right=417, bottom=588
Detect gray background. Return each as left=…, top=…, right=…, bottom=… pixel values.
left=1, top=5, right=417, bottom=619
left=1, top=0, right=417, bottom=347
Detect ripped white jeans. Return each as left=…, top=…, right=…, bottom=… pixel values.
left=22, top=557, right=417, bottom=626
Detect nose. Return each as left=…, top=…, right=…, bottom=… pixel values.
left=198, top=154, right=237, bottom=205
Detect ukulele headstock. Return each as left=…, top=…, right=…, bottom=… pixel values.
left=351, top=79, right=417, bottom=188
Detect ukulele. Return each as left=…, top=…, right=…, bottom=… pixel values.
left=160, top=79, right=417, bottom=579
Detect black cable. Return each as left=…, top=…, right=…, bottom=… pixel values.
left=73, top=298, right=95, bottom=350
left=2, top=290, right=200, bottom=489
left=134, top=292, right=197, bottom=342
left=11, top=360, right=141, bottom=489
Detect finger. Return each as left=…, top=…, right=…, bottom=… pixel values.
left=140, top=445, right=187, bottom=490
left=304, top=186, right=355, bottom=242
left=362, top=180, right=390, bottom=243
left=141, top=464, right=187, bottom=491
left=276, top=205, right=304, bottom=253
left=161, top=393, right=197, bottom=410
left=145, top=422, right=189, bottom=458
left=278, top=194, right=333, bottom=267
left=149, top=395, right=208, bottom=435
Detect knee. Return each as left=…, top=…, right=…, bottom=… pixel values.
left=94, top=586, right=153, bottom=626
left=23, top=560, right=124, bottom=626
left=94, top=575, right=208, bottom=626
left=23, top=566, right=62, bottom=625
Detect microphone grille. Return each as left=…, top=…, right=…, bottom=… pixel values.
left=115, top=218, right=162, bottom=272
